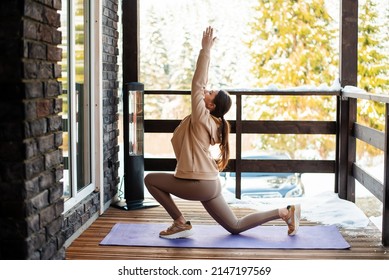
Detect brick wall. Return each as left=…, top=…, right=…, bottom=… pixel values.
left=62, top=192, right=100, bottom=244
left=0, top=0, right=121, bottom=259
left=0, top=0, right=65, bottom=259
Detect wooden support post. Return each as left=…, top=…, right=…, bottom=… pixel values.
left=235, top=94, right=242, bottom=199
left=337, top=96, right=348, bottom=198
left=382, top=103, right=389, bottom=246
left=122, top=0, right=140, bottom=83
left=347, top=98, right=357, bottom=203
left=121, top=0, right=140, bottom=210
left=338, top=0, right=358, bottom=202
left=335, top=95, right=340, bottom=194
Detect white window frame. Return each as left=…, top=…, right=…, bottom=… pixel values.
left=63, top=0, right=104, bottom=213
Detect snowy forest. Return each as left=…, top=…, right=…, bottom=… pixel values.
left=137, top=0, right=389, bottom=162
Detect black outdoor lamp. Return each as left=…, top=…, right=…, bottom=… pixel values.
left=121, top=82, right=158, bottom=210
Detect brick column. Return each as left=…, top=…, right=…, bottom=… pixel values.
left=102, top=0, right=120, bottom=202
left=0, top=0, right=64, bottom=259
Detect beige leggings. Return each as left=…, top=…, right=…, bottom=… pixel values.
left=144, top=173, right=280, bottom=234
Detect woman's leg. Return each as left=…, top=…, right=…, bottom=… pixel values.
left=201, top=194, right=280, bottom=234
left=198, top=179, right=282, bottom=234
left=144, top=173, right=219, bottom=220
left=144, top=173, right=224, bottom=239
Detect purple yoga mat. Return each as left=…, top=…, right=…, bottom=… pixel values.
left=100, top=223, right=350, bottom=249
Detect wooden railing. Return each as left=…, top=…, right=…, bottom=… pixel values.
left=338, top=89, right=389, bottom=246
left=144, top=89, right=339, bottom=184
left=144, top=89, right=388, bottom=246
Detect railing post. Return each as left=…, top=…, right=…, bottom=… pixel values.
left=338, top=96, right=356, bottom=201
left=337, top=96, right=348, bottom=198
left=235, top=93, right=242, bottom=199
left=382, top=103, right=389, bottom=246
left=338, top=0, right=358, bottom=202
left=348, top=98, right=357, bottom=203
left=335, top=95, right=340, bottom=193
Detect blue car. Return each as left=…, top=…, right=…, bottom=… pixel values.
left=220, top=154, right=305, bottom=198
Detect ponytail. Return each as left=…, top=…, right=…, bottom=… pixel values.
left=216, top=117, right=230, bottom=171
left=211, top=90, right=232, bottom=171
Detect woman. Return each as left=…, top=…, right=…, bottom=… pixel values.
left=144, top=26, right=300, bottom=239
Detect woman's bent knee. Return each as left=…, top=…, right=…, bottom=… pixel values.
left=144, top=173, right=155, bottom=189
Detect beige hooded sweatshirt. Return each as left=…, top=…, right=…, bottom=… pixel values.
left=171, top=49, right=222, bottom=180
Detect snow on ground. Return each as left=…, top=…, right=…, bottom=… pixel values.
left=223, top=189, right=371, bottom=229
left=369, top=216, right=382, bottom=231
left=222, top=172, right=382, bottom=231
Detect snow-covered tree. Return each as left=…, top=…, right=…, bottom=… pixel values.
left=246, top=0, right=338, bottom=159
left=356, top=0, right=389, bottom=160
left=358, top=0, right=389, bottom=94
left=140, top=6, right=170, bottom=90
left=248, top=0, right=337, bottom=87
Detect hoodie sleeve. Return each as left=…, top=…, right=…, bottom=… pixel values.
left=191, top=49, right=210, bottom=121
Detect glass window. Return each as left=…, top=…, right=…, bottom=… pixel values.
left=59, top=0, right=92, bottom=202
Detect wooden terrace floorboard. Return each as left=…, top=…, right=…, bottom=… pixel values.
left=65, top=199, right=389, bottom=260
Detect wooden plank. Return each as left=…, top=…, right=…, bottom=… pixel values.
left=145, top=120, right=181, bottom=133
left=240, top=159, right=335, bottom=173
left=353, top=163, right=383, bottom=202
left=145, top=120, right=336, bottom=134
left=145, top=90, right=340, bottom=97
left=354, top=123, right=385, bottom=151
left=241, top=120, right=336, bottom=134
left=145, top=158, right=335, bottom=173
left=342, top=91, right=389, bottom=104
left=145, top=158, right=177, bottom=171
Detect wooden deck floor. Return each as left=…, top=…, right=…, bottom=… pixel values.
left=66, top=199, right=389, bottom=260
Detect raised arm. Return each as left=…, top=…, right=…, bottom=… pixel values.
left=191, top=27, right=217, bottom=119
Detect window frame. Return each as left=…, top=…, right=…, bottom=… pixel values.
left=62, top=0, right=103, bottom=213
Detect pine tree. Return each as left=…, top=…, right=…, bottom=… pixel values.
left=358, top=0, right=389, bottom=94
left=140, top=6, right=170, bottom=91
left=171, top=30, right=195, bottom=90
left=248, top=0, right=337, bottom=87
left=356, top=0, right=389, bottom=160
left=140, top=5, right=179, bottom=120
left=246, top=0, right=338, bottom=159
